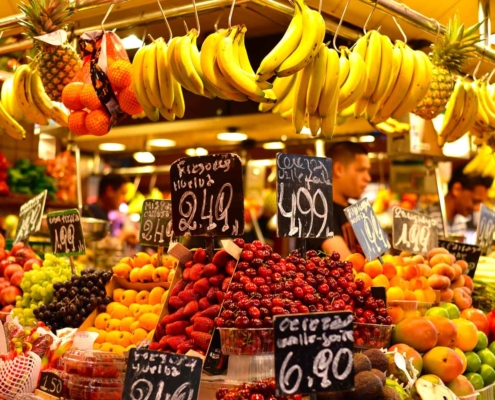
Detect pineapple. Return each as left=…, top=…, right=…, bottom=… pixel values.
left=18, top=0, right=82, bottom=102
left=414, top=14, right=482, bottom=120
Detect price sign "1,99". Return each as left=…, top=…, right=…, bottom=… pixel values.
left=344, top=198, right=390, bottom=261
left=14, top=190, right=47, bottom=244
left=476, top=204, right=495, bottom=255
left=392, top=207, right=438, bottom=256
left=170, top=154, right=244, bottom=237
left=123, top=348, right=202, bottom=400
left=139, top=199, right=173, bottom=247
left=47, top=209, right=85, bottom=257
left=274, top=311, right=354, bottom=396
left=276, top=153, right=333, bottom=238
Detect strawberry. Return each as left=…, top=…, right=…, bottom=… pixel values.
left=191, top=331, right=212, bottom=351
left=158, top=335, right=170, bottom=347
left=185, top=281, right=195, bottom=291
left=168, top=296, right=185, bottom=310
left=208, top=274, right=225, bottom=287
left=162, top=307, right=187, bottom=324
left=177, top=340, right=195, bottom=354
left=189, top=263, right=204, bottom=281
left=178, top=289, right=200, bottom=303
left=183, top=267, right=191, bottom=281
left=184, top=300, right=199, bottom=316
left=221, top=277, right=231, bottom=292
left=154, top=323, right=165, bottom=341
left=206, top=287, right=220, bottom=303
left=212, top=249, right=232, bottom=268
left=190, top=311, right=202, bottom=322
left=171, top=279, right=186, bottom=297
left=166, top=335, right=187, bottom=351
left=203, top=263, right=218, bottom=277
left=166, top=321, right=190, bottom=336
left=193, top=248, right=207, bottom=264
left=193, top=317, right=215, bottom=332
left=185, top=260, right=194, bottom=269
left=216, top=291, right=225, bottom=304
left=148, top=342, right=163, bottom=351
left=193, top=277, right=210, bottom=296
left=198, top=298, right=212, bottom=311
left=225, top=259, right=237, bottom=275
left=201, top=304, right=221, bottom=319
left=185, top=325, right=194, bottom=338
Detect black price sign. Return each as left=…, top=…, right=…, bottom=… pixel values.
left=170, top=154, right=244, bottom=237
left=14, top=190, right=47, bottom=244
left=139, top=199, right=173, bottom=247
left=123, top=348, right=202, bottom=400
left=344, top=198, right=390, bottom=261
left=274, top=312, right=354, bottom=396
left=38, top=371, right=64, bottom=397
left=392, top=207, right=438, bottom=256
left=276, top=153, right=333, bottom=238
left=47, top=209, right=86, bottom=257
left=476, top=204, right=495, bottom=255
left=438, top=239, right=482, bottom=278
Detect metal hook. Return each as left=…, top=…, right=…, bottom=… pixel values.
left=318, top=0, right=323, bottom=14
left=333, top=0, right=351, bottom=53
left=191, top=0, right=200, bottom=35
left=488, top=68, right=495, bottom=83
left=156, top=0, right=173, bottom=42
left=433, top=18, right=441, bottom=45
left=473, top=51, right=485, bottom=81
left=101, top=4, right=115, bottom=32
left=393, top=16, right=407, bottom=44
left=363, top=0, right=377, bottom=34
left=214, top=9, right=225, bottom=31
left=183, top=20, right=189, bottom=33
left=228, top=0, right=236, bottom=28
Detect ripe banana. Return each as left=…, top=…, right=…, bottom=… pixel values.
left=1, top=78, right=24, bottom=122
left=155, top=38, right=175, bottom=111
left=292, top=62, right=312, bottom=133
left=30, top=70, right=68, bottom=127
left=172, top=79, right=185, bottom=119
left=178, top=29, right=205, bottom=96
left=143, top=41, right=165, bottom=109
left=318, top=47, right=340, bottom=118
left=337, top=48, right=366, bottom=111
left=306, top=44, right=327, bottom=115
left=256, top=0, right=304, bottom=81
left=438, top=79, right=466, bottom=145
left=0, top=94, right=26, bottom=140
left=13, top=65, right=49, bottom=125
left=259, top=75, right=296, bottom=112
left=276, top=4, right=325, bottom=77
left=272, top=84, right=295, bottom=114
left=131, top=45, right=160, bottom=121
left=362, top=30, right=382, bottom=99
left=370, top=34, right=394, bottom=103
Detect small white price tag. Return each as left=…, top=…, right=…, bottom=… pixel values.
left=221, top=239, right=242, bottom=260
left=168, top=242, right=193, bottom=264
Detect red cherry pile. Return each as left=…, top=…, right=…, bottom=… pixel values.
left=216, top=378, right=303, bottom=400
left=152, top=248, right=236, bottom=355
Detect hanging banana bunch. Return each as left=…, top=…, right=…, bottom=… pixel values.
left=470, top=78, right=495, bottom=145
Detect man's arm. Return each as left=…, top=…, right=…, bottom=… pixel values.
left=321, top=236, right=352, bottom=259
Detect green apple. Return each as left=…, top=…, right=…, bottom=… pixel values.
left=480, top=364, right=495, bottom=386
left=475, top=331, right=489, bottom=352
left=425, top=307, right=450, bottom=318
left=465, top=372, right=484, bottom=390
left=440, top=303, right=460, bottom=319
left=465, top=351, right=482, bottom=373
left=478, top=349, right=495, bottom=369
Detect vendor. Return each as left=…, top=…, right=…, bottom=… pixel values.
left=307, top=141, right=371, bottom=258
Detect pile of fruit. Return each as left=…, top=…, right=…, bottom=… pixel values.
left=7, top=158, right=57, bottom=198
left=46, top=150, right=77, bottom=203
left=0, top=152, right=9, bottom=195
left=112, top=251, right=176, bottom=284
left=216, top=378, right=303, bottom=400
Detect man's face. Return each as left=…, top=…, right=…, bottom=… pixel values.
left=339, top=154, right=371, bottom=200
left=454, top=187, right=474, bottom=217
left=106, top=184, right=127, bottom=210
left=472, top=185, right=488, bottom=212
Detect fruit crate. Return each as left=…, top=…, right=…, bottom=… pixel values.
left=458, top=381, right=495, bottom=400
left=417, top=301, right=435, bottom=315
left=61, top=350, right=126, bottom=379
left=218, top=328, right=274, bottom=355
left=388, top=300, right=418, bottom=311
left=353, top=323, right=394, bottom=350
left=67, top=375, right=123, bottom=400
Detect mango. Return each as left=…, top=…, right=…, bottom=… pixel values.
left=392, top=317, right=438, bottom=353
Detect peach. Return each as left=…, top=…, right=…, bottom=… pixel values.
left=396, top=266, right=405, bottom=278
left=452, top=287, right=472, bottom=310
left=388, top=306, right=405, bottom=324
left=119, top=257, right=134, bottom=268
left=425, top=316, right=457, bottom=347
left=419, top=264, right=432, bottom=277
left=428, top=274, right=451, bottom=290
left=429, top=253, right=454, bottom=267
left=461, top=286, right=472, bottom=295
left=404, top=264, right=421, bottom=280
left=120, top=290, right=138, bottom=307
left=389, top=276, right=407, bottom=291
left=404, top=290, right=417, bottom=301
left=427, top=247, right=449, bottom=260
left=456, top=260, right=468, bottom=274
left=414, top=290, right=427, bottom=302
left=452, top=318, right=478, bottom=351
left=149, top=287, right=166, bottom=305
left=424, top=289, right=437, bottom=303
left=382, top=262, right=397, bottom=279
left=346, top=253, right=366, bottom=272
left=138, top=264, right=155, bottom=283
left=452, top=264, right=462, bottom=280
left=460, top=308, right=489, bottom=335
left=372, top=274, right=390, bottom=290
left=412, top=255, right=425, bottom=264
left=422, top=346, right=464, bottom=383
left=440, top=289, right=454, bottom=302
left=138, top=313, right=159, bottom=331
left=112, top=263, right=132, bottom=279
left=363, top=260, right=383, bottom=278
left=133, top=252, right=151, bottom=268
left=410, top=277, right=428, bottom=290
left=393, top=255, right=404, bottom=266
left=136, top=290, right=150, bottom=305
left=431, top=264, right=456, bottom=280
left=387, top=287, right=405, bottom=302
left=129, top=268, right=140, bottom=283
left=447, top=375, right=476, bottom=397
left=450, top=275, right=465, bottom=289
left=463, top=275, right=474, bottom=292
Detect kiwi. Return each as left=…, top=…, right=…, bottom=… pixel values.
left=364, top=349, right=389, bottom=373
left=372, top=368, right=386, bottom=385
left=354, top=353, right=372, bottom=373
left=382, top=386, right=400, bottom=400
left=351, top=371, right=383, bottom=400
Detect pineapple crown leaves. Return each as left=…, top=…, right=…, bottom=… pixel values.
left=430, top=13, right=485, bottom=72
left=18, top=0, right=73, bottom=38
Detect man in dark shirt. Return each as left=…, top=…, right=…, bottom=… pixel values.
left=308, top=141, right=371, bottom=257
left=83, top=174, right=128, bottom=220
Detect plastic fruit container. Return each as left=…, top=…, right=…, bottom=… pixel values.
left=354, top=323, right=394, bottom=350
left=475, top=382, right=495, bottom=400
left=218, top=328, right=274, bottom=355
left=61, top=350, right=126, bottom=379
left=417, top=301, right=435, bottom=316
left=227, top=354, right=275, bottom=382
left=387, top=300, right=418, bottom=311
left=68, top=375, right=123, bottom=400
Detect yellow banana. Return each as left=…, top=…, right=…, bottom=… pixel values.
left=276, top=7, right=325, bottom=77
left=318, top=47, right=340, bottom=118
left=478, top=81, right=495, bottom=128
left=272, top=84, right=295, bottom=114
left=156, top=38, right=175, bottom=110
left=321, top=87, right=339, bottom=139
left=438, top=79, right=466, bottom=145
left=259, top=75, right=295, bottom=112
left=132, top=45, right=159, bottom=121
left=370, top=34, right=394, bottom=103
left=159, top=106, right=175, bottom=121
left=308, top=113, right=321, bottom=136
left=0, top=97, right=26, bottom=140
left=337, top=49, right=350, bottom=88
left=292, top=63, right=312, bottom=133
left=352, top=32, right=369, bottom=59
left=142, top=41, right=164, bottom=109
left=338, top=49, right=366, bottom=111
left=172, top=78, right=185, bottom=119
left=362, top=30, right=381, bottom=99
left=179, top=30, right=205, bottom=96
left=0, top=78, right=19, bottom=121
left=445, top=82, right=478, bottom=144
left=14, top=65, right=48, bottom=125
left=307, top=44, right=327, bottom=115
left=30, top=70, right=68, bottom=127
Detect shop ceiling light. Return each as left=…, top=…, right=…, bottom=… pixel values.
left=217, top=132, right=248, bottom=141
left=263, top=141, right=285, bottom=150
left=147, top=138, right=176, bottom=147
left=98, top=143, right=126, bottom=151
left=359, top=135, right=375, bottom=143
left=185, top=148, right=196, bottom=156
left=196, top=147, right=208, bottom=156
left=121, top=34, right=143, bottom=50
left=300, top=126, right=318, bottom=135
left=133, top=151, right=155, bottom=163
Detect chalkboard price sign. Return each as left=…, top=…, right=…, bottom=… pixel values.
left=274, top=311, right=354, bottom=396
left=139, top=199, right=173, bottom=247
left=344, top=198, right=390, bottom=261
left=276, top=153, right=333, bottom=238
left=38, top=370, right=64, bottom=397
left=438, top=239, right=482, bottom=278
left=392, top=207, right=438, bottom=256
left=476, top=204, right=495, bottom=255
left=47, top=209, right=86, bottom=257
left=14, top=190, right=47, bottom=244
left=170, top=154, right=244, bottom=237
left=123, top=348, right=202, bottom=400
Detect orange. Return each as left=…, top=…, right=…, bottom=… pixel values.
left=94, top=313, right=111, bottom=330
left=113, top=289, right=125, bottom=302
left=110, top=304, right=129, bottom=320
left=138, top=313, right=159, bottom=331
left=118, top=85, right=143, bottom=116
left=346, top=253, right=365, bottom=272
left=120, top=317, right=136, bottom=332
left=62, top=82, right=84, bottom=110
left=382, top=262, right=397, bottom=280
left=372, top=274, right=390, bottom=290
left=133, top=252, right=151, bottom=268
left=387, top=287, right=405, bottom=303
left=452, top=318, right=479, bottom=352
left=68, top=110, right=88, bottom=135
left=86, top=109, right=110, bottom=136
left=388, top=306, right=405, bottom=324
left=131, top=328, right=148, bottom=345
left=363, top=259, right=383, bottom=278
left=107, top=60, right=132, bottom=89
left=106, top=302, right=120, bottom=315
left=404, top=290, right=417, bottom=301
left=80, top=84, right=102, bottom=110
left=354, top=272, right=372, bottom=289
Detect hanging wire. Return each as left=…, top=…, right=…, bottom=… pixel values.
left=393, top=16, right=407, bottom=44
left=183, top=20, right=189, bottom=33
left=488, top=68, right=495, bottom=83
left=191, top=0, right=201, bottom=35
left=318, top=0, right=323, bottom=14
left=363, top=0, right=378, bottom=34
left=432, top=18, right=441, bottom=45
left=473, top=51, right=485, bottom=81
left=214, top=9, right=225, bottom=31
left=333, top=0, right=351, bottom=53
left=156, top=0, right=173, bottom=42
left=100, top=4, right=115, bottom=32
left=228, top=0, right=236, bottom=28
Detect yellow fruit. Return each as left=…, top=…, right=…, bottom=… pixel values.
left=152, top=304, right=163, bottom=315
left=86, top=327, right=99, bottom=333
left=138, top=313, right=159, bottom=331
left=138, top=264, right=155, bottom=283
left=120, top=316, right=135, bottom=332
left=105, top=318, right=121, bottom=332
left=113, top=288, right=125, bottom=302
left=131, top=328, right=148, bottom=345
left=93, top=343, right=101, bottom=350
left=133, top=252, right=151, bottom=268
left=120, top=290, right=138, bottom=307
left=108, top=344, right=126, bottom=355
left=106, top=302, right=120, bottom=315
left=99, top=343, right=112, bottom=351
left=95, top=330, right=107, bottom=344
left=129, top=304, right=140, bottom=316
left=130, top=321, right=140, bottom=333
left=149, top=287, right=165, bottom=305
left=106, top=331, right=121, bottom=345
left=161, top=291, right=169, bottom=304
left=147, top=329, right=155, bottom=341
left=136, top=290, right=150, bottom=305
left=167, top=269, right=175, bottom=283
left=129, top=268, right=140, bottom=283
left=94, top=313, right=111, bottom=330
left=126, top=344, right=136, bottom=352
left=152, top=267, right=169, bottom=283
left=110, top=304, right=129, bottom=320
left=112, top=263, right=132, bottom=279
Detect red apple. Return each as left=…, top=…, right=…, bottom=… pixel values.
left=0, top=234, right=5, bottom=249
left=0, top=286, right=21, bottom=306
left=4, top=264, right=22, bottom=282
left=0, top=249, right=7, bottom=262
left=0, top=282, right=10, bottom=291
left=0, top=305, right=13, bottom=323
left=22, top=258, right=41, bottom=272
left=14, top=248, right=37, bottom=267
left=10, top=271, right=24, bottom=288
left=10, top=242, right=24, bottom=256
left=0, top=258, right=16, bottom=277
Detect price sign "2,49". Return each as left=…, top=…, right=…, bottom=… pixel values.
left=170, top=154, right=244, bottom=237
left=47, top=209, right=85, bottom=257
left=139, top=199, right=173, bottom=247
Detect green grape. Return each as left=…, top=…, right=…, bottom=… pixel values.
left=46, top=284, right=53, bottom=293
left=39, top=288, right=46, bottom=297
left=24, top=294, right=31, bottom=301
left=31, top=284, right=41, bottom=293
left=26, top=318, right=37, bottom=327
left=23, top=309, right=34, bottom=317
left=21, top=300, right=29, bottom=308
left=32, top=264, right=41, bottom=270
left=15, top=301, right=21, bottom=308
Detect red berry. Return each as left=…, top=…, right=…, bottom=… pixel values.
left=317, top=283, right=329, bottom=295
left=234, top=316, right=250, bottom=328
left=271, top=306, right=285, bottom=315
left=248, top=306, right=261, bottom=319
left=241, top=250, right=254, bottom=262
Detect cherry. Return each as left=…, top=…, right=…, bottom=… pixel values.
left=298, top=305, right=310, bottom=313
left=259, top=285, right=271, bottom=296
left=330, top=269, right=341, bottom=279
left=344, top=273, right=354, bottom=282
left=330, top=251, right=341, bottom=261
left=251, top=318, right=263, bottom=328
left=272, top=297, right=284, bottom=308
left=248, top=306, right=261, bottom=319
left=259, top=307, right=270, bottom=317
left=261, top=298, right=272, bottom=308
left=251, top=258, right=264, bottom=267
left=233, top=291, right=247, bottom=302
left=376, top=299, right=386, bottom=308
left=271, top=306, right=285, bottom=315
left=240, top=276, right=252, bottom=285
left=233, top=238, right=245, bottom=248
left=303, top=293, right=316, bottom=304
left=255, top=249, right=267, bottom=260
left=270, top=253, right=282, bottom=262
left=244, top=282, right=258, bottom=293
left=263, top=317, right=273, bottom=327
left=238, top=298, right=252, bottom=309
left=355, top=279, right=365, bottom=290
left=308, top=305, right=317, bottom=312
left=235, top=316, right=250, bottom=328
left=215, top=317, right=225, bottom=327
left=293, top=287, right=304, bottom=299
left=245, top=268, right=257, bottom=278
left=241, top=250, right=254, bottom=262
left=221, top=309, right=235, bottom=319
left=253, top=276, right=266, bottom=286
left=341, top=294, right=351, bottom=303
left=251, top=299, right=261, bottom=308
left=333, top=299, right=345, bottom=310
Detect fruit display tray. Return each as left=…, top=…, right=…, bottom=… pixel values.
left=62, top=350, right=126, bottom=379
left=218, top=328, right=274, bottom=355
left=353, top=322, right=394, bottom=350
left=458, top=381, right=495, bottom=400
left=67, top=375, right=123, bottom=400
